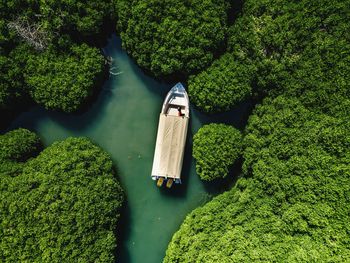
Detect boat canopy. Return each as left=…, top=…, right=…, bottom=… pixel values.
left=151, top=114, right=188, bottom=180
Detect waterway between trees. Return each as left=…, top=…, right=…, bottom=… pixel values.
left=8, top=35, right=253, bottom=263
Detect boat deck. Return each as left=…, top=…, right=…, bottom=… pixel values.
left=151, top=114, right=188, bottom=180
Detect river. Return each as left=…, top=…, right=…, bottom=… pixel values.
left=7, top=35, right=253, bottom=263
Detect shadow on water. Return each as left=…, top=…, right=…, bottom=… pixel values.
left=193, top=98, right=255, bottom=131
left=115, top=200, right=132, bottom=263
left=0, top=98, right=35, bottom=133
left=200, top=158, right=243, bottom=196
left=157, top=90, right=255, bottom=200
left=45, top=76, right=121, bottom=132
left=6, top=64, right=122, bottom=134
left=45, top=29, right=175, bottom=133
left=110, top=161, right=132, bottom=263
left=123, top=46, right=169, bottom=98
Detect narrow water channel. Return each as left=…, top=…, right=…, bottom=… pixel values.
left=8, top=35, right=252, bottom=263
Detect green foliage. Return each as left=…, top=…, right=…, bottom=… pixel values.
left=0, top=130, right=124, bottom=262
left=164, top=96, right=350, bottom=262
left=165, top=0, right=350, bottom=261
left=0, top=0, right=115, bottom=38
left=267, top=36, right=350, bottom=119
left=25, top=44, right=105, bottom=112
left=117, top=0, right=229, bottom=77
left=0, top=128, right=41, bottom=162
left=188, top=0, right=350, bottom=113
left=0, top=43, right=33, bottom=110
left=0, top=1, right=37, bottom=23
left=39, top=0, right=116, bottom=37
left=0, top=55, right=15, bottom=108
left=189, top=53, right=254, bottom=112
left=187, top=11, right=265, bottom=113
left=193, top=123, right=242, bottom=181
left=0, top=0, right=109, bottom=112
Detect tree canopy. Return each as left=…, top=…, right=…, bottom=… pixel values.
left=0, top=54, right=24, bottom=110
left=117, top=0, right=229, bottom=77
left=0, top=0, right=116, bottom=40
left=188, top=0, right=350, bottom=113
left=164, top=0, right=350, bottom=261
left=0, top=0, right=111, bottom=112
left=25, top=44, right=105, bottom=112
left=0, top=129, right=124, bottom=262
left=193, top=123, right=242, bottom=181
left=188, top=52, right=255, bottom=113
left=165, top=96, right=350, bottom=262
left=39, top=0, right=116, bottom=38
left=0, top=128, right=41, bottom=162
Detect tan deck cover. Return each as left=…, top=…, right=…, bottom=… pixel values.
left=151, top=114, right=188, bottom=179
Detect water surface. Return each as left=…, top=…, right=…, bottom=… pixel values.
left=8, top=35, right=252, bottom=263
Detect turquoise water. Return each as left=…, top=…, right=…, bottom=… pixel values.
left=8, top=35, right=252, bottom=263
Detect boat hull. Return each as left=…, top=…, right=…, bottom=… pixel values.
left=151, top=83, right=189, bottom=187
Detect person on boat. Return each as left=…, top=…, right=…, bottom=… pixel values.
left=177, top=107, right=182, bottom=116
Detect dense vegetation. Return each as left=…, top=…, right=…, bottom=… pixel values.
left=116, top=0, right=229, bottom=77
left=0, top=128, right=41, bottom=162
left=0, top=0, right=116, bottom=42
left=165, top=0, right=350, bottom=261
left=0, top=0, right=112, bottom=112
left=25, top=44, right=105, bottom=112
left=0, top=54, right=23, bottom=110
left=193, top=123, right=241, bottom=181
left=0, top=129, right=124, bottom=262
left=39, top=0, right=116, bottom=38
left=1, top=0, right=349, bottom=261
left=188, top=52, right=254, bottom=113
left=188, top=0, right=350, bottom=112
left=165, top=96, right=350, bottom=262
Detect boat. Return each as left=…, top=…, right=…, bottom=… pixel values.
left=151, top=82, right=190, bottom=188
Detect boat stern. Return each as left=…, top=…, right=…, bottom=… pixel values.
left=152, top=176, right=182, bottom=188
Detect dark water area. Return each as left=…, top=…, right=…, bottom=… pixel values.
left=6, top=35, right=253, bottom=263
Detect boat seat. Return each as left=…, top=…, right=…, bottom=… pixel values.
left=167, top=107, right=179, bottom=116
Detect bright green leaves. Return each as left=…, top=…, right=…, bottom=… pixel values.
left=118, top=0, right=228, bottom=77
left=0, top=0, right=111, bottom=112
left=0, top=130, right=124, bottom=262
left=0, top=49, right=28, bottom=110
left=189, top=53, right=255, bottom=113
left=0, top=128, right=41, bottom=162
left=164, top=0, right=350, bottom=257
left=193, top=123, right=242, bottom=181
left=188, top=0, right=350, bottom=113
left=165, top=96, right=350, bottom=262
left=0, top=42, right=105, bottom=112
left=39, top=0, right=116, bottom=37
left=25, top=44, right=105, bottom=112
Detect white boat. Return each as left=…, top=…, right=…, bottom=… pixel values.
left=151, top=83, right=189, bottom=188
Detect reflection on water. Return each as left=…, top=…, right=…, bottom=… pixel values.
left=7, top=35, right=253, bottom=263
